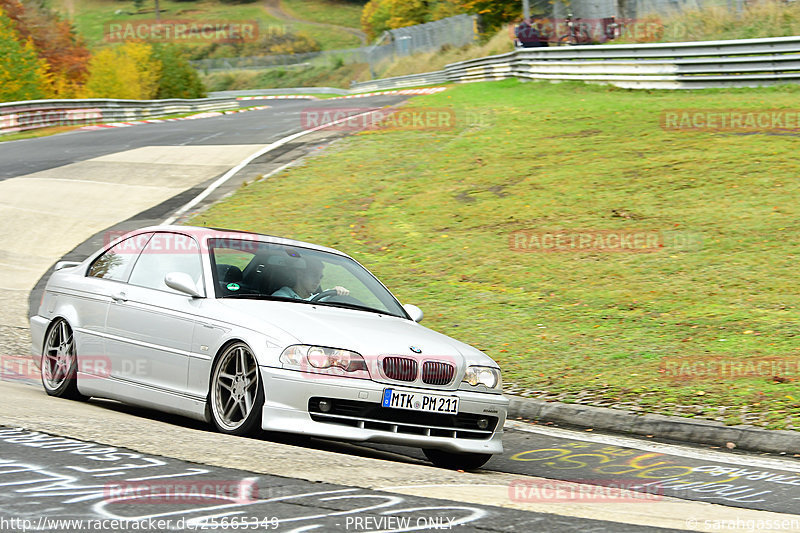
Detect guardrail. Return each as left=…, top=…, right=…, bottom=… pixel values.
left=348, top=71, right=451, bottom=93
left=350, top=35, right=800, bottom=91
left=0, top=97, right=237, bottom=135
left=7, top=35, right=797, bottom=136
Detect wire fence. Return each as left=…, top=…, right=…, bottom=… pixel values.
left=388, top=14, right=478, bottom=56
left=190, top=14, right=478, bottom=74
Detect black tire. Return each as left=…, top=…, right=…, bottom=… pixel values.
left=423, top=448, right=492, bottom=470
left=41, top=318, right=86, bottom=400
left=209, top=342, right=264, bottom=436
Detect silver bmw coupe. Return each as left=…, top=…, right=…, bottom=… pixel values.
left=30, top=226, right=507, bottom=469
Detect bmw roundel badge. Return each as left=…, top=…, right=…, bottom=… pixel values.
left=409, top=346, right=422, bottom=354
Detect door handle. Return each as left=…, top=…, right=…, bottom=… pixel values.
left=111, top=291, right=128, bottom=302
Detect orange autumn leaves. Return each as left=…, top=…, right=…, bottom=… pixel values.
left=0, top=0, right=89, bottom=100
left=0, top=0, right=205, bottom=103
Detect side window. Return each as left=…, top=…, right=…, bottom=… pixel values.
left=87, top=233, right=152, bottom=282
left=128, top=233, right=204, bottom=295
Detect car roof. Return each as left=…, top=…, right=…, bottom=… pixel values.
left=124, top=225, right=348, bottom=258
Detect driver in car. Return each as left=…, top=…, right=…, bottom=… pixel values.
left=272, top=257, right=349, bottom=300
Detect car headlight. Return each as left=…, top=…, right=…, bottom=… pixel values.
left=280, top=345, right=369, bottom=378
left=461, top=366, right=502, bottom=391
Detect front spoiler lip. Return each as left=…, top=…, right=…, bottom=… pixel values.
left=262, top=409, right=506, bottom=454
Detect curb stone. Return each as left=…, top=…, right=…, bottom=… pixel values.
left=506, top=395, right=800, bottom=455
left=77, top=105, right=270, bottom=132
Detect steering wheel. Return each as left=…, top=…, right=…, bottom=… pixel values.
left=310, top=289, right=339, bottom=302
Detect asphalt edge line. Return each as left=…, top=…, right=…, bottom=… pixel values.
left=170, top=159, right=301, bottom=224
left=162, top=108, right=385, bottom=225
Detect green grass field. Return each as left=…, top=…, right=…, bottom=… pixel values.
left=51, top=0, right=361, bottom=49
left=202, top=62, right=370, bottom=91
left=281, top=21, right=361, bottom=49
left=623, top=0, right=800, bottom=43
left=190, top=80, right=799, bottom=430
left=52, top=0, right=276, bottom=45
left=281, top=0, right=365, bottom=30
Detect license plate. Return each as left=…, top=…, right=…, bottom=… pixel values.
left=381, top=388, right=459, bottom=414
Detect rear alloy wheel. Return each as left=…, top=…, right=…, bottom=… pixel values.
left=210, top=342, right=264, bottom=436
left=41, top=319, right=86, bottom=400
left=423, top=449, right=492, bottom=471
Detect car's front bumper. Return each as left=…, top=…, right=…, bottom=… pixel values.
left=259, top=366, right=507, bottom=454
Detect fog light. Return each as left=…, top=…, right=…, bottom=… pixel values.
left=477, top=417, right=489, bottom=430
left=318, top=399, right=332, bottom=413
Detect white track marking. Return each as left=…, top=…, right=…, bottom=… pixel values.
left=162, top=108, right=384, bottom=225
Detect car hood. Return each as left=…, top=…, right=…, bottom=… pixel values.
left=217, top=299, right=492, bottom=365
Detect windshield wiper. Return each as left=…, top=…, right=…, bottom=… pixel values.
left=221, top=293, right=281, bottom=300
left=221, top=294, right=402, bottom=317
left=313, top=300, right=398, bottom=317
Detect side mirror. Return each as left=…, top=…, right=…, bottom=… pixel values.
left=403, top=304, right=424, bottom=323
left=165, top=272, right=202, bottom=298
left=54, top=261, right=81, bottom=272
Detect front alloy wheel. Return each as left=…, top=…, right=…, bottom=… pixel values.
left=41, top=319, right=85, bottom=400
left=210, top=342, right=264, bottom=436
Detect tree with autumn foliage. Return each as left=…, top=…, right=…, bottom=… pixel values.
left=0, top=7, right=49, bottom=102
left=0, top=0, right=90, bottom=98
left=459, top=0, right=521, bottom=35
left=361, top=0, right=522, bottom=40
left=362, top=0, right=429, bottom=41
left=152, top=45, right=206, bottom=99
left=84, top=42, right=162, bottom=100
left=430, top=0, right=468, bottom=20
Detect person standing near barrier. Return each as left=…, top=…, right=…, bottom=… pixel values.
left=515, top=18, right=543, bottom=48
left=533, top=22, right=548, bottom=47
left=514, top=18, right=531, bottom=47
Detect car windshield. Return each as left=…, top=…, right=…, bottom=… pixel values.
left=208, top=238, right=407, bottom=318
